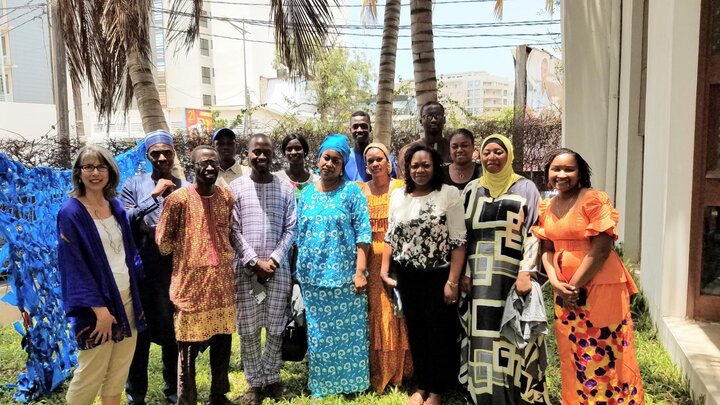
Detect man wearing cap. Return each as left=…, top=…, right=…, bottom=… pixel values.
left=213, top=127, right=251, bottom=188
left=120, top=130, right=185, bottom=404
left=344, top=111, right=397, bottom=182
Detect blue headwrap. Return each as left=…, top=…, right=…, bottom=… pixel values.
left=318, top=134, right=352, bottom=180
left=145, top=129, right=174, bottom=148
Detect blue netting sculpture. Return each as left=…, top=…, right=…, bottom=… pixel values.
left=0, top=142, right=147, bottom=402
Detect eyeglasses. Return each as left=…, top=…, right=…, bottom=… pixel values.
left=80, top=164, right=109, bottom=173
left=422, top=113, right=444, bottom=121
left=195, top=160, right=219, bottom=168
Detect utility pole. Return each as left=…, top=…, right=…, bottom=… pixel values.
left=48, top=0, right=70, bottom=167
left=241, top=21, right=251, bottom=136
left=228, top=20, right=251, bottom=136
left=512, top=45, right=530, bottom=174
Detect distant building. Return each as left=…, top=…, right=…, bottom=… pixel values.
left=397, top=71, right=513, bottom=119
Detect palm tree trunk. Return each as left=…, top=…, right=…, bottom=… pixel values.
left=410, top=0, right=438, bottom=109
left=374, top=0, right=401, bottom=148
left=128, top=48, right=168, bottom=132
left=127, top=48, right=185, bottom=180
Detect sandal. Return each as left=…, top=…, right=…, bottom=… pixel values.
left=407, top=390, right=428, bottom=405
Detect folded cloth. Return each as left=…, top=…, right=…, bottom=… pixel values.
left=500, top=279, right=548, bottom=350
left=290, top=283, right=305, bottom=327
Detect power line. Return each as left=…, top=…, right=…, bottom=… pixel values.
left=156, top=25, right=557, bottom=51
left=185, top=0, right=494, bottom=7
left=4, top=12, right=45, bottom=35
left=2, top=6, right=43, bottom=25
left=153, top=8, right=559, bottom=30
left=333, top=31, right=560, bottom=38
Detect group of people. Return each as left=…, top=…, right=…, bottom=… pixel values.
left=56, top=101, right=645, bottom=405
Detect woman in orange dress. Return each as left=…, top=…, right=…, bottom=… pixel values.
left=533, top=148, right=644, bottom=404
left=358, top=142, right=413, bottom=393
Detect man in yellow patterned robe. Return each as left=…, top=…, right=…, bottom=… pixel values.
left=156, top=145, right=236, bottom=405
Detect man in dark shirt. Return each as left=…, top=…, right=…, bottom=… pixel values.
left=396, top=101, right=451, bottom=178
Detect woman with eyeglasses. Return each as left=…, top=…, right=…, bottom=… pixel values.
left=57, top=145, right=146, bottom=405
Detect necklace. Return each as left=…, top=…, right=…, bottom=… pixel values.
left=553, top=191, right=579, bottom=218
left=451, top=163, right=474, bottom=180
left=86, top=202, right=124, bottom=255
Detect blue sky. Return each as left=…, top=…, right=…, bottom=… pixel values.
left=340, top=0, right=561, bottom=83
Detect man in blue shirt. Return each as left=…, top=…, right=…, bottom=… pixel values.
left=344, top=111, right=397, bottom=181
left=120, top=130, right=186, bottom=404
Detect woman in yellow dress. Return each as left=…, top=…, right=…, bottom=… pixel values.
left=358, top=142, right=413, bottom=393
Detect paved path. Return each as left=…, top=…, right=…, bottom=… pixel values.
left=0, top=283, right=21, bottom=325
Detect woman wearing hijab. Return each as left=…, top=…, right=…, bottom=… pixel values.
left=459, top=134, right=550, bottom=404
left=296, top=134, right=372, bottom=398
left=357, top=142, right=413, bottom=393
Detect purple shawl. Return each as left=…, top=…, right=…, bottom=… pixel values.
left=57, top=197, right=147, bottom=342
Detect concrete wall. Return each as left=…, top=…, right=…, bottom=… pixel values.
left=639, top=0, right=701, bottom=320
left=6, top=0, right=53, bottom=104
left=614, top=0, right=645, bottom=262
left=0, top=101, right=56, bottom=139
left=561, top=0, right=620, bottom=195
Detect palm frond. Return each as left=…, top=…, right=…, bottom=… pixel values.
left=271, top=0, right=339, bottom=78
left=361, top=0, right=377, bottom=24
left=58, top=0, right=153, bottom=122
left=493, top=0, right=503, bottom=20
left=166, top=0, right=203, bottom=49
left=494, top=0, right=555, bottom=20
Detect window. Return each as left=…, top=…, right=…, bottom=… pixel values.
left=1, top=35, right=7, bottom=57
left=200, top=10, right=209, bottom=28
left=201, top=66, right=211, bottom=84
left=203, top=94, right=213, bottom=106
left=200, top=38, right=210, bottom=56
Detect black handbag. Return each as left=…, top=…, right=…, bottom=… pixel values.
left=281, top=318, right=307, bottom=361
left=281, top=283, right=307, bottom=361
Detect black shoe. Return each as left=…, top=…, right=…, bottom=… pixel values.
left=263, top=382, right=285, bottom=400
left=126, top=393, right=146, bottom=405
left=210, top=394, right=236, bottom=405
left=165, top=393, right=179, bottom=404
left=240, top=388, right=263, bottom=405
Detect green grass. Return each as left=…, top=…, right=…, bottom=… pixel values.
left=0, top=274, right=702, bottom=404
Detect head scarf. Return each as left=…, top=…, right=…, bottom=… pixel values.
left=477, top=134, right=523, bottom=198
left=145, top=129, right=174, bottom=148
left=318, top=133, right=352, bottom=180
left=364, top=142, right=392, bottom=175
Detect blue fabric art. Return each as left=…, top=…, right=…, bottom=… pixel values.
left=0, top=142, right=147, bottom=402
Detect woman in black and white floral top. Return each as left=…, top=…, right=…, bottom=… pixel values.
left=381, top=143, right=467, bottom=405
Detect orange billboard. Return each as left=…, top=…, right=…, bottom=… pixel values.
left=185, top=108, right=213, bottom=140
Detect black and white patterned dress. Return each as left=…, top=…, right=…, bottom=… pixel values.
left=459, top=178, right=550, bottom=404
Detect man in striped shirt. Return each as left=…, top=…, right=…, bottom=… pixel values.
left=229, top=134, right=297, bottom=405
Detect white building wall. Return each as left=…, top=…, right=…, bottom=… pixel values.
left=614, top=0, right=645, bottom=262
left=211, top=2, right=277, bottom=108
left=640, top=0, right=700, bottom=321
left=0, top=101, right=55, bottom=139
left=561, top=0, right=619, bottom=194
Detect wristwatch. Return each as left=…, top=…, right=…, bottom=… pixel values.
left=248, top=257, right=259, bottom=267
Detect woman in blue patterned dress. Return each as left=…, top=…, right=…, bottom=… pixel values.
left=296, top=134, right=372, bottom=398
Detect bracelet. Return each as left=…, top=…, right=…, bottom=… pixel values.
left=446, top=280, right=459, bottom=288
left=380, top=272, right=389, bottom=277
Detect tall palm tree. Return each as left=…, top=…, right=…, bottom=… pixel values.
left=409, top=0, right=437, bottom=109
left=373, top=0, right=401, bottom=147
left=57, top=0, right=337, bottom=137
